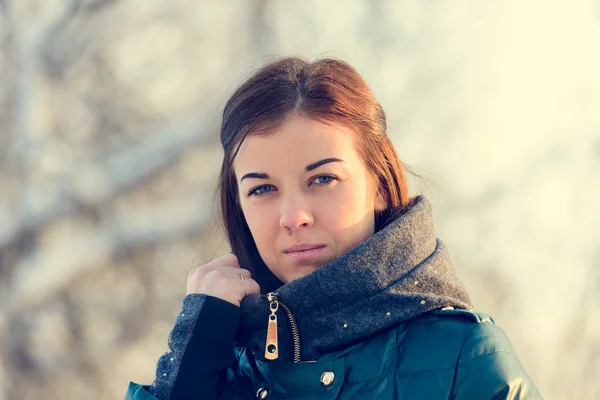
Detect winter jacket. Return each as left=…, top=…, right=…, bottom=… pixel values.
left=125, top=196, right=542, bottom=399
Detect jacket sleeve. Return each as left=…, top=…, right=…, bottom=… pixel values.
left=451, top=321, right=543, bottom=400
left=125, top=294, right=241, bottom=400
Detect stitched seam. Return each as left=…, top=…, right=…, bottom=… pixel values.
left=269, top=383, right=342, bottom=399
left=448, top=322, right=478, bottom=398
left=342, top=365, right=456, bottom=385
left=457, top=349, right=515, bottom=364
left=393, top=327, right=399, bottom=400
left=395, top=366, right=456, bottom=374
left=344, top=371, right=395, bottom=384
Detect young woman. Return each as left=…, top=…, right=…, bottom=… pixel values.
left=125, top=57, right=542, bottom=399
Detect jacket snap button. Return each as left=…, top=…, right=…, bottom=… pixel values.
left=320, top=371, right=335, bottom=386
left=256, top=387, right=268, bottom=399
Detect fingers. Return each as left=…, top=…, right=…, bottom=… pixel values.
left=204, top=266, right=252, bottom=281
left=208, top=254, right=240, bottom=268
left=238, top=277, right=261, bottom=300
left=185, top=253, right=261, bottom=304
left=188, top=254, right=247, bottom=279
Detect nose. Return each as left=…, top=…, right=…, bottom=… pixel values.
left=279, top=194, right=314, bottom=233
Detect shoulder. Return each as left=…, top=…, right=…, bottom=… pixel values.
left=418, top=308, right=518, bottom=361
left=441, top=310, right=544, bottom=399
left=447, top=311, right=517, bottom=362
left=346, top=309, right=500, bottom=372
left=395, top=308, right=500, bottom=353
left=374, top=309, right=511, bottom=374
left=336, top=309, right=513, bottom=386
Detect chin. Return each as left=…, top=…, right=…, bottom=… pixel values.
left=283, top=263, right=323, bottom=283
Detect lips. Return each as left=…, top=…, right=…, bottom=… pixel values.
left=283, top=244, right=326, bottom=262
left=284, top=244, right=326, bottom=253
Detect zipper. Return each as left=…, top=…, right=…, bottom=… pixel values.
left=265, top=292, right=301, bottom=363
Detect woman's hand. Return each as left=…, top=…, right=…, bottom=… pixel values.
left=186, top=254, right=261, bottom=307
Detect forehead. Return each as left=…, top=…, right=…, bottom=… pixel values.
left=233, top=116, right=360, bottom=171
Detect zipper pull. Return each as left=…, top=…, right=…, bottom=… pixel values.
left=265, top=292, right=279, bottom=360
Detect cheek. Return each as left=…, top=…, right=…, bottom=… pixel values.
left=324, top=183, right=373, bottom=225
left=241, top=203, right=278, bottom=248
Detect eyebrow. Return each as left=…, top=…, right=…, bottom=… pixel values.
left=239, top=157, right=344, bottom=183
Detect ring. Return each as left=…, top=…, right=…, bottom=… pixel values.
left=238, top=273, right=245, bottom=281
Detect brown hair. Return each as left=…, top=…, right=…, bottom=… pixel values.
left=218, top=57, right=412, bottom=292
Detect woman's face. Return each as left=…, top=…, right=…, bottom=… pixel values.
left=234, top=115, right=385, bottom=284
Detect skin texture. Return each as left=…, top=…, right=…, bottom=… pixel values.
left=234, top=115, right=386, bottom=284
left=186, top=254, right=260, bottom=306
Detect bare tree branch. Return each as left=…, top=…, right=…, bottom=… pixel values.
left=1, top=183, right=215, bottom=317
left=0, top=115, right=214, bottom=253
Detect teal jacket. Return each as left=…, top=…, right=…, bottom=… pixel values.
left=126, top=196, right=542, bottom=399
left=126, top=308, right=541, bottom=399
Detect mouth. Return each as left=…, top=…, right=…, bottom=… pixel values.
left=283, top=244, right=326, bottom=262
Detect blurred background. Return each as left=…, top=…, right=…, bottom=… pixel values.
left=1, top=0, right=599, bottom=399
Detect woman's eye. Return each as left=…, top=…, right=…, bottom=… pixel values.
left=249, top=185, right=274, bottom=196
left=312, top=175, right=336, bottom=186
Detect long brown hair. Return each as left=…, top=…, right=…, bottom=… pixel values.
left=218, top=57, right=412, bottom=292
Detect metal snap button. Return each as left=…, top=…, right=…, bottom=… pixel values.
left=256, top=387, right=268, bottom=399
left=320, top=371, right=335, bottom=386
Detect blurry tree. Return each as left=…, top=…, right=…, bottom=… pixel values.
left=0, top=0, right=233, bottom=398
left=1, top=1, right=598, bottom=399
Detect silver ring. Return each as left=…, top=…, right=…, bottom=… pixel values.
left=238, top=273, right=245, bottom=281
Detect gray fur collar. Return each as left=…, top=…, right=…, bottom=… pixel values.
left=235, top=195, right=473, bottom=362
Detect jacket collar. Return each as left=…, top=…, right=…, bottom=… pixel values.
left=235, top=195, right=472, bottom=362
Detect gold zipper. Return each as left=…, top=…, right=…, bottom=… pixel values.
left=264, top=293, right=279, bottom=360
left=265, top=292, right=301, bottom=363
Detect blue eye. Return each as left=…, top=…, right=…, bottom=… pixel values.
left=248, top=185, right=274, bottom=197
left=312, top=175, right=336, bottom=186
